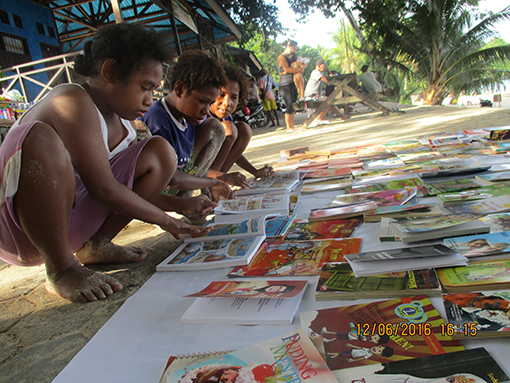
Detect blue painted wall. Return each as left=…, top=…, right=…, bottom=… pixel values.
left=0, top=0, right=60, bottom=101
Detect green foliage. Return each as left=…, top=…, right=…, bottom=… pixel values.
left=322, top=21, right=370, bottom=74
left=221, top=0, right=285, bottom=46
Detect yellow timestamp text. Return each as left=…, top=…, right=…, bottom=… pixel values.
left=440, top=322, right=478, bottom=337
left=355, top=322, right=432, bottom=337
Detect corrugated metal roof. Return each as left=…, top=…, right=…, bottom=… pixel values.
left=37, top=0, right=241, bottom=52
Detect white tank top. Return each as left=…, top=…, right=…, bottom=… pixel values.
left=12, top=83, right=136, bottom=160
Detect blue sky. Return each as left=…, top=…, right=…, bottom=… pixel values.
left=274, top=0, right=510, bottom=49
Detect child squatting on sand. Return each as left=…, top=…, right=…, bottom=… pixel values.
left=0, top=23, right=213, bottom=303
left=205, top=62, right=274, bottom=180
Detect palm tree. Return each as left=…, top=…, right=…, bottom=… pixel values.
left=370, top=1, right=510, bottom=105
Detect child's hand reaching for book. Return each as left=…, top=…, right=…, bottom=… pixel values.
left=160, top=215, right=211, bottom=239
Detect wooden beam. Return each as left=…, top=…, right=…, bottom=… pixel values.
left=111, top=0, right=124, bottom=22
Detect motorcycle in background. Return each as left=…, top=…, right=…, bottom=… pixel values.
left=233, top=99, right=270, bottom=129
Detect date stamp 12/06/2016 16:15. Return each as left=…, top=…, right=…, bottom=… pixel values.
left=354, top=322, right=478, bottom=337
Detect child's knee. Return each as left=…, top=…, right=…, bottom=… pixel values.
left=236, top=121, right=252, bottom=141
left=223, top=121, right=238, bottom=141
left=22, top=122, right=71, bottom=170
left=143, top=136, right=177, bottom=175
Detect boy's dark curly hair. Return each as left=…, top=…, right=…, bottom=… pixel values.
left=167, top=50, right=227, bottom=92
left=222, top=62, right=249, bottom=108
left=74, top=23, right=173, bottom=83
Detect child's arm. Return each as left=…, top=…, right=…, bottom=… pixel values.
left=169, top=170, right=233, bottom=201
left=45, top=85, right=207, bottom=238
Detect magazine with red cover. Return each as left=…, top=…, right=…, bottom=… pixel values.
left=300, top=295, right=464, bottom=372
left=228, top=238, right=361, bottom=277
left=283, top=218, right=363, bottom=241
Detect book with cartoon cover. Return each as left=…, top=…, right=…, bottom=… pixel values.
left=348, top=178, right=424, bottom=194
left=443, top=231, right=510, bottom=258
left=156, top=236, right=266, bottom=271
left=442, top=291, right=510, bottom=339
left=315, top=263, right=441, bottom=300
left=228, top=238, right=361, bottom=277
left=300, top=296, right=464, bottom=373
left=283, top=218, right=363, bottom=241
left=333, top=348, right=508, bottom=383
left=436, top=259, right=510, bottom=292
left=159, top=329, right=338, bottom=383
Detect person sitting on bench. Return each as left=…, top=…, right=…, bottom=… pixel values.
left=358, top=65, right=382, bottom=94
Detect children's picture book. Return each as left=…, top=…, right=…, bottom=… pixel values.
left=443, top=231, right=510, bottom=258
left=283, top=218, right=363, bottom=241
left=436, top=259, right=510, bottom=292
left=308, top=202, right=379, bottom=221
left=388, top=214, right=490, bottom=243
left=437, top=183, right=510, bottom=205
left=333, top=348, right=508, bottom=383
left=214, top=193, right=289, bottom=215
left=479, top=212, right=510, bottom=232
left=181, top=282, right=308, bottom=325
left=344, top=245, right=467, bottom=277
left=185, top=280, right=307, bottom=299
left=159, top=329, right=338, bottom=383
left=302, top=167, right=352, bottom=179
left=442, top=194, right=510, bottom=215
left=475, top=170, right=510, bottom=184
left=156, top=235, right=266, bottom=271
left=416, top=179, right=481, bottom=197
left=235, top=176, right=300, bottom=196
left=363, top=203, right=443, bottom=223
left=328, top=188, right=417, bottom=208
left=315, top=263, right=441, bottom=300
left=264, top=215, right=295, bottom=238
left=348, top=178, right=424, bottom=194
left=442, top=291, right=510, bottom=339
left=300, top=177, right=352, bottom=194
left=300, top=295, right=464, bottom=372
left=214, top=194, right=290, bottom=224
left=228, top=238, right=361, bottom=277
left=186, top=216, right=269, bottom=242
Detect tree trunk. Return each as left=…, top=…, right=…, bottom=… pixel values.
left=338, top=2, right=365, bottom=46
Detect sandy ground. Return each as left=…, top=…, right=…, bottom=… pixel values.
left=1, top=99, right=510, bottom=383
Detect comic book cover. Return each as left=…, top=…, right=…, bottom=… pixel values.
left=333, top=348, right=508, bottom=383
left=160, top=329, right=338, bottom=383
left=442, top=291, right=510, bottom=339
left=283, top=218, right=362, bottom=241
left=300, top=295, right=464, bottom=373
left=228, top=238, right=361, bottom=277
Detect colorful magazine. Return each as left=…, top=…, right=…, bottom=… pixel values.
left=300, top=295, right=464, bottom=372
left=349, top=178, right=424, bottom=194
left=228, top=238, right=361, bottom=277
left=436, top=259, right=510, bottom=292
left=156, top=236, right=265, bottom=271
left=160, top=329, right=338, bottom=383
left=442, top=195, right=510, bottom=215
left=284, top=218, right=363, bottom=240
left=389, top=214, right=481, bottom=233
left=328, top=188, right=417, bottom=208
left=443, top=231, right=510, bottom=258
left=185, top=280, right=307, bottom=299
left=416, top=179, right=480, bottom=197
left=442, top=291, right=510, bottom=339
left=265, top=215, right=295, bottom=238
left=479, top=212, right=510, bottom=232
left=437, top=183, right=510, bottom=205
left=308, top=203, right=379, bottom=221
left=333, top=348, right=508, bottom=383
left=315, top=263, right=441, bottom=300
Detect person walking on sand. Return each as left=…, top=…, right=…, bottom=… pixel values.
left=258, top=69, right=279, bottom=127
left=0, top=23, right=212, bottom=303
left=278, top=39, right=303, bottom=132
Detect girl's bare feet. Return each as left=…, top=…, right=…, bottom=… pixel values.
left=75, top=235, right=147, bottom=265
left=45, top=262, right=123, bottom=303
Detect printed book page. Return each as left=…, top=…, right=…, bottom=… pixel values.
left=181, top=286, right=307, bottom=324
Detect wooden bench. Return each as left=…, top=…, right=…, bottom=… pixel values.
left=302, top=73, right=403, bottom=129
